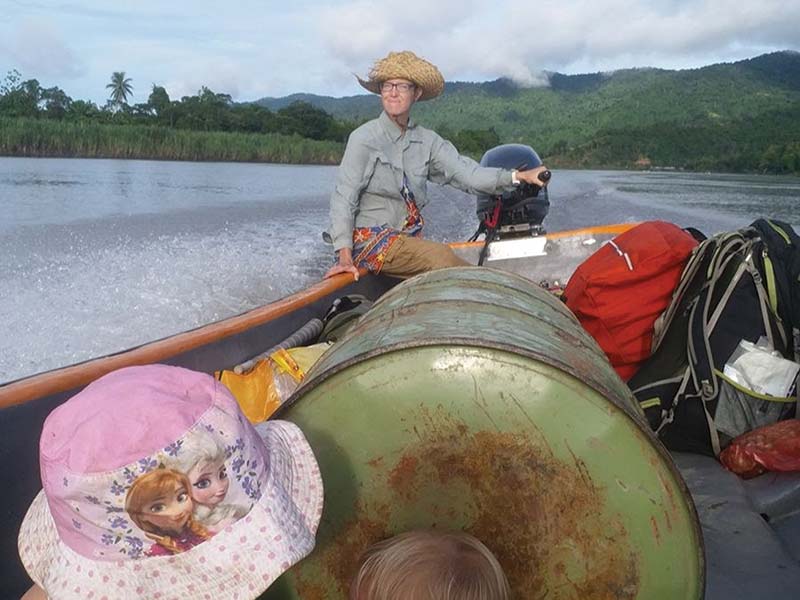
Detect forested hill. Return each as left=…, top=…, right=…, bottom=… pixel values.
left=256, top=51, right=800, bottom=173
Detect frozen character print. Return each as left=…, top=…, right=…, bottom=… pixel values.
left=125, top=467, right=211, bottom=556
left=18, top=364, right=324, bottom=600
left=166, top=431, right=249, bottom=533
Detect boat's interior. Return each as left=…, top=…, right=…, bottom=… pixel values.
left=2, top=224, right=800, bottom=599
left=674, top=452, right=800, bottom=597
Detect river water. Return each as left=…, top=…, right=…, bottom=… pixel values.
left=2, top=156, right=800, bottom=383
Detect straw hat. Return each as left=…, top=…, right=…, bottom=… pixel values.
left=18, top=365, right=323, bottom=600
left=357, top=51, right=444, bottom=101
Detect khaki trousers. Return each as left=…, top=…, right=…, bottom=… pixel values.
left=381, top=236, right=470, bottom=279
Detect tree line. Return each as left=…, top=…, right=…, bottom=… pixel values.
left=0, top=70, right=354, bottom=143
left=0, top=70, right=520, bottom=163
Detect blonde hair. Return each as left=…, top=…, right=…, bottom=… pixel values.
left=165, top=430, right=227, bottom=474
left=125, top=468, right=210, bottom=554
left=350, top=530, right=510, bottom=600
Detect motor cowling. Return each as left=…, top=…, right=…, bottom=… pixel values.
left=476, top=144, right=550, bottom=237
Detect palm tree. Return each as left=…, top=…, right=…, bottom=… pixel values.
left=106, top=71, right=133, bottom=108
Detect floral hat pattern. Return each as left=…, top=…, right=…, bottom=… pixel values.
left=18, top=364, right=323, bottom=600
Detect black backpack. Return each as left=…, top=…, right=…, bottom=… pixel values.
left=629, top=219, right=799, bottom=456
left=750, top=218, right=800, bottom=331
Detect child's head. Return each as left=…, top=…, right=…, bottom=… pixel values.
left=166, top=431, right=230, bottom=507
left=19, top=364, right=324, bottom=600
left=350, top=530, right=510, bottom=600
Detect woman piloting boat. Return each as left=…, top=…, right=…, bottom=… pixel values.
left=324, top=50, right=550, bottom=280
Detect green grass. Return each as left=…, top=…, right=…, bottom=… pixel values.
left=0, top=118, right=344, bottom=164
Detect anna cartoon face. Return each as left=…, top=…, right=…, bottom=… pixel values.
left=125, top=469, right=194, bottom=537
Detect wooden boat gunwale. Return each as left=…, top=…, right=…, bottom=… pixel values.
left=0, top=266, right=370, bottom=409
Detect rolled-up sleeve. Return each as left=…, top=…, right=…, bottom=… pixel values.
left=428, top=134, right=514, bottom=195
left=329, top=132, right=371, bottom=251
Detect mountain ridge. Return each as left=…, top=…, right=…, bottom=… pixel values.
left=255, top=51, right=800, bottom=172
left=255, top=51, right=800, bottom=109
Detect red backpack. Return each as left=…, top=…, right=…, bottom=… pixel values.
left=564, top=221, right=699, bottom=380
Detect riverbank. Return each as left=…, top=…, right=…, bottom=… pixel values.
left=0, top=117, right=344, bottom=164
left=3, top=116, right=798, bottom=175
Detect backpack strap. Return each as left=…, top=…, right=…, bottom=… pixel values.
left=752, top=245, right=789, bottom=352
left=651, top=236, right=715, bottom=352
left=685, top=286, right=726, bottom=457
left=702, top=390, right=723, bottom=456
left=688, top=239, right=750, bottom=399
left=653, top=370, right=692, bottom=435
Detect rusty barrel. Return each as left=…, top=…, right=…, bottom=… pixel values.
left=267, top=266, right=703, bottom=600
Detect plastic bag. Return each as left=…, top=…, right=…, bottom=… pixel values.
left=720, top=419, right=800, bottom=479
left=722, top=338, right=799, bottom=397
left=216, top=342, right=331, bottom=423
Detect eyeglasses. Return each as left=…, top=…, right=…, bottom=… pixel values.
left=380, top=82, right=415, bottom=94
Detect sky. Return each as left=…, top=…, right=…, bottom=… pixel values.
left=1, top=0, right=799, bottom=106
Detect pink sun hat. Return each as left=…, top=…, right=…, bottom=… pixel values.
left=18, top=364, right=323, bottom=600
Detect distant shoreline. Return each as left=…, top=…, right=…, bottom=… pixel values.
left=8, top=152, right=797, bottom=178
left=0, top=117, right=344, bottom=166
left=3, top=117, right=798, bottom=176
left=0, top=152, right=341, bottom=167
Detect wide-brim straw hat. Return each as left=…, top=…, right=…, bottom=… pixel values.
left=18, top=365, right=323, bottom=600
left=357, top=51, right=444, bottom=101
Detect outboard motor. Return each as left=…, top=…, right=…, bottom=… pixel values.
left=474, top=144, right=551, bottom=265
left=476, top=144, right=550, bottom=238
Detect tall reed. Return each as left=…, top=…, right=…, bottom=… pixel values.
left=0, top=118, right=344, bottom=164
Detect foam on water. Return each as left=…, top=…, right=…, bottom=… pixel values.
left=2, top=158, right=799, bottom=383
left=0, top=212, right=330, bottom=382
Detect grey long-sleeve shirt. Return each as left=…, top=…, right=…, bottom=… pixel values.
left=328, top=111, right=516, bottom=251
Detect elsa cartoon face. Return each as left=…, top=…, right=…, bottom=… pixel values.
left=187, top=458, right=229, bottom=506
left=165, top=431, right=232, bottom=508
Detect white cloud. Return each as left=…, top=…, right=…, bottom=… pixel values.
left=3, top=19, right=84, bottom=80
left=1, top=0, right=799, bottom=102
left=318, top=0, right=800, bottom=88
left=168, top=59, right=246, bottom=100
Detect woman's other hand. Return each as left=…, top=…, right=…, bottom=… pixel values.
left=516, top=166, right=551, bottom=186
left=324, top=248, right=360, bottom=281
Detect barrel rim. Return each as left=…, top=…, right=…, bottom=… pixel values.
left=297, top=331, right=637, bottom=421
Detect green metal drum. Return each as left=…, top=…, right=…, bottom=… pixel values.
left=269, top=267, right=703, bottom=599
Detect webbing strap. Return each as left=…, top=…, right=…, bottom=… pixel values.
left=688, top=286, right=716, bottom=398
left=767, top=218, right=792, bottom=244
left=752, top=265, right=777, bottom=349
left=762, top=250, right=778, bottom=314
left=747, top=252, right=788, bottom=350
left=652, top=238, right=711, bottom=351
left=702, top=393, right=722, bottom=456
left=689, top=277, right=722, bottom=454
left=655, top=369, right=691, bottom=435
left=707, top=259, right=747, bottom=333
left=754, top=248, right=788, bottom=350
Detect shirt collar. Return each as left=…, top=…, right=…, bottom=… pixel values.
left=379, top=111, right=417, bottom=143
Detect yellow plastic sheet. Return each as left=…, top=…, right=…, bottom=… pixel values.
left=216, top=342, right=331, bottom=423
